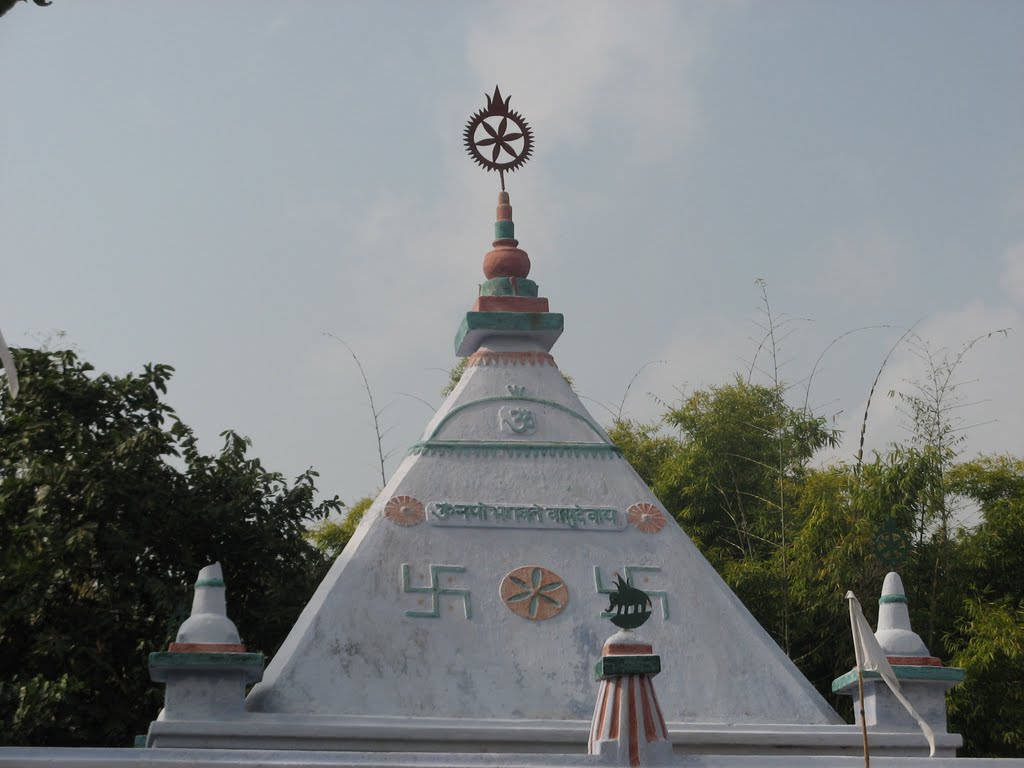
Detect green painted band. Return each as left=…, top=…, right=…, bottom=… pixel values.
left=454, top=311, right=564, bottom=355
left=459, top=311, right=564, bottom=333
left=595, top=655, right=662, bottom=680
left=133, top=735, right=147, bottom=748
left=408, top=440, right=622, bottom=458
left=831, top=665, right=965, bottom=693
left=194, top=579, right=225, bottom=588
left=878, top=594, right=908, bottom=604
left=494, top=220, right=515, bottom=240
left=480, top=277, right=539, bottom=297
left=427, top=395, right=610, bottom=443
left=148, top=651, right=265, bottom=669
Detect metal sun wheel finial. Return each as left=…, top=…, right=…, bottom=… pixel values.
left=463, top=85, right=534, bottom=191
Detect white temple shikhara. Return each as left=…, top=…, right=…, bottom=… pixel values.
left=142, top=168, right=856, bottom=754
left=0, top=88, right=1014, bottom=768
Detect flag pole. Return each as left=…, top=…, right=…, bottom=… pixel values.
left=857, top=664, right=870, bottom=768
left=847, top=591, right=870, bottom=768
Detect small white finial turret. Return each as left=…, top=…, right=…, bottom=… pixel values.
left=149, top=562, right=264, bottom=733
left=875, top=571, right=929, bottom=658
left=175, top=562, right=242, bottom=646
left=832, top=571, right=965, bottom=754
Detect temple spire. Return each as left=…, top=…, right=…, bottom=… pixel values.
left=455, top=89, right=562, bottom=357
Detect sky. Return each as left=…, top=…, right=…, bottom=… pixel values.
left=2, top=1, right=1022, bottom=513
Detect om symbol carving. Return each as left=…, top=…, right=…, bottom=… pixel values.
left=499, top=406, right=537, bottom=434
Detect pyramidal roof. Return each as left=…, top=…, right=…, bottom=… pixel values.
left=243, top=191, right=841, bottom=731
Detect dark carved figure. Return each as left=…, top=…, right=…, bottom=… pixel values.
left=606, top=573, right=653, bottom=630
left=1, top=0, right=51, bottom=19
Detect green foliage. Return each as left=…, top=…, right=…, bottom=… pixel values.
left=611, top=376, right=1023, bottom=756
left=658, top=376, right=837, bottom=567
left=442, top=358, right=469, bottom=397
left=616, top=378, right=838, bottom=656
left=946, top=597, right=1024, bottom=756
left=0, top=347, right=341, bottom=746
left=307, top=496, right=375, bottom=560
left=606, top=419, right=679, bottom=493
left=943, top=456, right=1024, bottom=756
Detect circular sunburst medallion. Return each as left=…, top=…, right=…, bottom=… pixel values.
left=464, top=86, right=534, bottom=180
left=626, top=502, right=668, bottom=534
left=383, top=495, right=425, bottom=527
left=500, top=566, right=569, bottom=621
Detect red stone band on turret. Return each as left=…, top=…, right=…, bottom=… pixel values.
left=168, top=642, right=247, bottom=653
left=467, top=350, right=556, bottom=367
left=604, top=643, right=654, bottom=656
left=886, top=655, right=943, bottom=667
left=472, top=296, right=550, bottom=312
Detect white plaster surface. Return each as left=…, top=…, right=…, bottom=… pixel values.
left=176, top=563, right=241, bottom=645
left=2, top=748, right=1023, bottom=768
left=244, top=336, right=841, bottom=730
left=156, top=671, right=250, bottom=720
left=857, top=679, right=957, bottom=735
left=874, top=573, right=929, bottom=658
left=143, top=715, right=962, bottom=756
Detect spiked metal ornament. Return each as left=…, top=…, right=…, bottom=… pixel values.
left=464, top=85, right=534, bottom=190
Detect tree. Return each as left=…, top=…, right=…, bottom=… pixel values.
left=307, top=495, right=374, bottom=561
left=609, top=378, right=1024, bottom=755
left=943, top=456, right=1024, bottom=756
left=613, top=377, right=838, bottom=654
left=0, top=347, right=341, bottom=746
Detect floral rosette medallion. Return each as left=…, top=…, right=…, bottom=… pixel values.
left=500, top=566, right=569, bottom=621
left=383, top=495, right=425, bottom=527
left=626, top=502, right=667, bottom=534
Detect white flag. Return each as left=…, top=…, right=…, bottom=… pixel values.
left=0, top=327, right=17, bottom=400
left=846, top=591, right=936, bottom=757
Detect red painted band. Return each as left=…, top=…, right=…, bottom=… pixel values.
left=652, top=678, right=668, bottom=735
left=639, top=675, right=658, bottom=743
left=628, top=676, right=640, bottom=767
left=467, top=350, right=556, bottom=367
left=594, top=682, right=610, bottom=743
left=609, top=678, right=622, bottom=740
left=888, top=655, right=943, bottom=667
left=605, top=643, right=654, bottom=656
left=167, top=642, right=247, bottom=653
left=472, top=296, right=550, bottom=313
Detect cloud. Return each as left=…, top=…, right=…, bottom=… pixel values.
left=580, top=312, right=750, bottom=425
left=1004, top=241, right=1024, bottom=305
left=814, top=230, right=911, bottom=308
left=465, top=1, right=704, bottom=164
left=829, top=300, right=1021, bottom=468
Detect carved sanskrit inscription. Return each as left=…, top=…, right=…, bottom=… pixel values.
left=427, top=501, right=625, bottom=531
